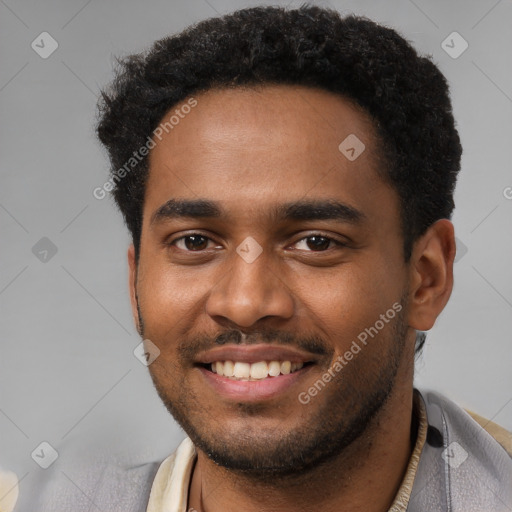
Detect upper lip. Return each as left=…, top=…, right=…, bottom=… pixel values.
left=194, top=344, right=318, bottom=365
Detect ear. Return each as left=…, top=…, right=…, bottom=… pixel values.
left=407, top=219, right=456, bottom=331
left=127, top=244, right=141, bottom=334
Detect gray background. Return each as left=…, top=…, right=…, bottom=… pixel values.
left=1, top=0, right=511, bottom=490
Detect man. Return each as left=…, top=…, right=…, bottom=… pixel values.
left=10, top=4, right=512, bottom=512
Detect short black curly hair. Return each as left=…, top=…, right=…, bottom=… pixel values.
left=96, top=4, right=461, bottom=355
left=97, top=4, right=461, bottom=263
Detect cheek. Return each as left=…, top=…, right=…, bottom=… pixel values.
left=138, top=260, right=214, bottom=334
left=296, top=260, right=404, bottom=350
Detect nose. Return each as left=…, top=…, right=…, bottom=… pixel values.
left=205, top=246, right=295, bottom=328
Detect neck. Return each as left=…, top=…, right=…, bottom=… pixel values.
left=188, top=382, right=416, bottom=512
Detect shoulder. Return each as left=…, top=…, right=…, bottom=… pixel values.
left=409, top=389, right=512, bottom=511
left=418, top=388, right=512, bottom=459
left=12, top=452, right=161, bottom=512
left=464, top=408, right=512, bottom=457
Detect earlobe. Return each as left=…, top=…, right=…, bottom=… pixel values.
left=407, top=219, right=456, bottom=331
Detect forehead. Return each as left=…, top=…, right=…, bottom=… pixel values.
left=144, top=85, right=395, bottom=225
left=149, top=84, right=377, bottom=164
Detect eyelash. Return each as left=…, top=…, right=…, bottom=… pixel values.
left=166, top=232, right=348, bottom=253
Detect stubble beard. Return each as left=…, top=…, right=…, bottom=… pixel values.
left=137, top=294, right=409, bottom=482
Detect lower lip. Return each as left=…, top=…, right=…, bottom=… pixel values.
left=198, top=365, right=313, bottom=402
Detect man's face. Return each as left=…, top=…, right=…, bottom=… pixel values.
left=130, top=85, right=416, bottom=475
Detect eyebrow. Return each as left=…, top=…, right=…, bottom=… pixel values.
left=150, top=198, right=365, bottom=226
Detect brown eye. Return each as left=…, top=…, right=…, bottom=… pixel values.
left=305, top=236, right=331, bottom=251
left=172, top=234, right=212, bottom=251
left=294, top=235, right=343, bottom=252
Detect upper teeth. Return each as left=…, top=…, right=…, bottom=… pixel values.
left=210, top=360, right=304, bottom=380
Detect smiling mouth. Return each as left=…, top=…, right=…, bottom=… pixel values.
left=198, top=360, right=314, bottom=381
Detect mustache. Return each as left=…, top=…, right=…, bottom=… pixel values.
left=177, top=329, right=330, bottom=362
left=135, top=292, right=329, bottom=360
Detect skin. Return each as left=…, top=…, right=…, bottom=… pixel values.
left=127, top=85, right=455, bottom=511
